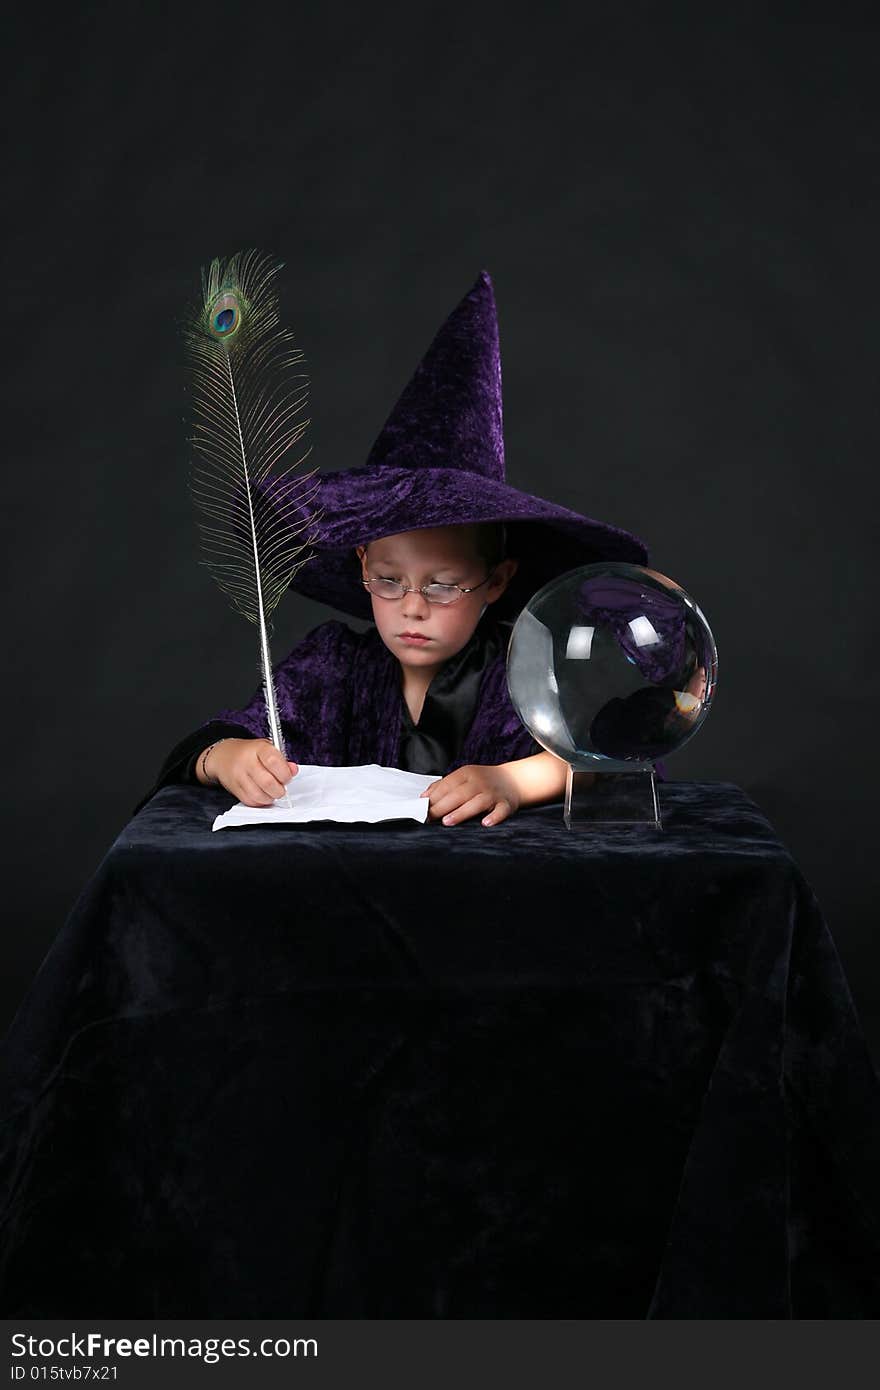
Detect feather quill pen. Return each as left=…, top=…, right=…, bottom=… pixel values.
left=183, top=249, right=322, bottom=806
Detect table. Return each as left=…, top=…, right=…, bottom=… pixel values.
left=1, top=781, right=879, bottom=1317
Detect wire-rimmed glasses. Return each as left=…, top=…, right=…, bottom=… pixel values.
left=361, top=569, right=497, bottom=605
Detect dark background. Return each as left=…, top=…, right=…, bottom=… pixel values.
left=5, top=9, right=878, bottom=1061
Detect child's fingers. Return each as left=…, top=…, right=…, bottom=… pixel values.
left=257, top=743, right=296, bottom=786
left=237, top=775, right=264, bottom=807
left=421, top=773, right=475, bottom=816
left=423, top=788, right=466, bottom=819
left=438, top=790, right=496, bottom=826
left=426, top=780, right=484, bottom=820
left=252, top=768, right=290, bottom=800
left=241, top=770, right=281, bottom=806
left=481, top=799, right=513, bottom=827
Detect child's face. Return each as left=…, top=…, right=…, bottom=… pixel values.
left=355, top=526, right=517, bottom=677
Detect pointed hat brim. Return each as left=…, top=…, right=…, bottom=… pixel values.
left=286, top=464, right=649, bottom=622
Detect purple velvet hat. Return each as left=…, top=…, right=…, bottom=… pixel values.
left=278, top=270, right=649, bottom=622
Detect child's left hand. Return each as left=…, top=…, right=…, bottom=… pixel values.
left=418, top=764, right=521, bottom=827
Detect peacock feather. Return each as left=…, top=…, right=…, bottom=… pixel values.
left=183, top=249, right=322, bottom=792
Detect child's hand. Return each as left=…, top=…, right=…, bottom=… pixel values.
left=418, top=764, right=521, bottom=827
left=206, top=738, right=298, bottom=806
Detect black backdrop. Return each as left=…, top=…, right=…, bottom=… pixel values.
left=5, top=8, right=879, bottom=1064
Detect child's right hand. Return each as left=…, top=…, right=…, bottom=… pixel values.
left=204, top=738, right=298, bottom=806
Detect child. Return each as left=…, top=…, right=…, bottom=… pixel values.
left=192, top=522, right=588, bottom=826
left=135, top=271, right=649, bottom=821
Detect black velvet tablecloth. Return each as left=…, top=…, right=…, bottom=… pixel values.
left=1, top=781, right=879, bottom=1318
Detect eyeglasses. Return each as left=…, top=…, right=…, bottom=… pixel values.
left=361, top=570, right=496, bottom=605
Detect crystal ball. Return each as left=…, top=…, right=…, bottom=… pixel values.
left=506, top=563, right=718, bottom=768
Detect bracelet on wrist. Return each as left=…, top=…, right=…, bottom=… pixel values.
left=200, top=738, right=230, bottom=786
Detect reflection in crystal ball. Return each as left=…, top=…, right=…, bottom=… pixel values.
left=506, top=564, right=718, bottom=769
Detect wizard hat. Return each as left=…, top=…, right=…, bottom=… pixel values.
left=275, top=270, right=649, bottom=622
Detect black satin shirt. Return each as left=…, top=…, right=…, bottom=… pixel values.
left=397, top=619, right=510, bottom=774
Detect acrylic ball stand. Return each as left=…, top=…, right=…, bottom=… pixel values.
left=564, top=763, right=661, bottom=830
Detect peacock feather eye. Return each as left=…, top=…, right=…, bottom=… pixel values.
left=207, top=291, right=241, bottom=339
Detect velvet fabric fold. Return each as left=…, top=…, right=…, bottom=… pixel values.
left=1, top=781, right=878, bottom=1317
left=134, top=617, right=668, bottom=817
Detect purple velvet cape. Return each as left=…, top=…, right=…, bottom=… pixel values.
left=212, top=617, right=545, bottom=770
left=133, top=616, right=545, bottom=815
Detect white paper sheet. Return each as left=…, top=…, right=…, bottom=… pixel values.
left=211, top=763, right=440, bottom=830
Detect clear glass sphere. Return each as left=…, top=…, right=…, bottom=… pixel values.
left=506, top=563, right=718, bottom=769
